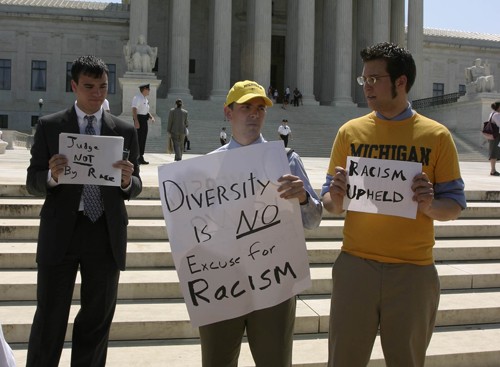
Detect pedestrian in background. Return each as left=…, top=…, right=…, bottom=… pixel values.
left=132, top=83, right=155, bottom=165
left=220, top=126, right=227, bottom=146
left=278, top=119, right=292, bottom=147
left=168, top=99, right=189, bottom=161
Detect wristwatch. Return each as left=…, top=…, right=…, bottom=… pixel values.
left=300, top=191, right=310, bottom=205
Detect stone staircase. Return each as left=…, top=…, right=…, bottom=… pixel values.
left=1, top=179, right=500, bottom=366
left=150, top=100, right=372, bottom=158
left=149, top=99, right=490, bottom=162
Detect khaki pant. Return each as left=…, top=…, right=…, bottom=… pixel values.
left=199, top=298, right=296, bottom=367
left=328, top=252, right=440, bottom=367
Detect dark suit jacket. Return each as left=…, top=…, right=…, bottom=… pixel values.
left=26, top=106, right=142, bottom=270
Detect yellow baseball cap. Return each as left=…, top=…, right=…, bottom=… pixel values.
left=225, top=80, right=273, bottom=107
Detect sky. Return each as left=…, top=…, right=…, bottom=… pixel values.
left=415, top=0, right=499, bottom=35
left=82, top=0, right=499, bottom=36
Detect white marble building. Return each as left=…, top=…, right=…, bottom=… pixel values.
left=0, top=0, right=499, bottom=133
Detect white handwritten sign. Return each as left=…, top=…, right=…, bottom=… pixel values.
left=58, top=133, right=123, bottom=186
left=343, top=156, right=422, bottom=219
left=158, top=141, right=311, bottom=327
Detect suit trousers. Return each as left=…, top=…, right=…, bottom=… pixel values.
left=26, top=213, right=120, bottom=367
left=328, top=252, right=440, bottom=367
left=137, top=114, right=149, bottom=158
left=280, top=134, right=289, bottom=148
left=199, top=297, right=296, bottom=367
left=170, top=133, right=185, bottom=161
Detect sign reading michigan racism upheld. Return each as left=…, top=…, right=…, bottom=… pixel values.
left=58, top=133, right=123, bottom=186
left=158, top=141, right=311, bottom=327
left=343, top=156, right=422, bottom=219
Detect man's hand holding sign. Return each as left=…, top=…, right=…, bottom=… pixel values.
left=158, top=141, right=313, bottom=327
left=158, top=80, right=322, bottom=366
left=333, top=157, right=422, bottom=219
left=321, top=42, right=466, bottom=366
left=56, top=133, right=133, bottom=188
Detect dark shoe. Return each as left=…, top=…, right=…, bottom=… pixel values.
left=138, top=157, right=149, bottom=165
left=491, top=171, right=500, bottom=176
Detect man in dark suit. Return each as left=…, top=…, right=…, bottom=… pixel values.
left=26, top=55, right=142, bottom=367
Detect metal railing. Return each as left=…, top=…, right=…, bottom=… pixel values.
left=412, top=91, right=466, bottom=109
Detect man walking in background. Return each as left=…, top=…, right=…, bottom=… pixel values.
left=168, top=99, right=189, bottom=161
left=278, top=119, right=292, bottom=147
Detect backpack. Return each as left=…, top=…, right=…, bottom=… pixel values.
left=482, top=113, right=499, bottom=141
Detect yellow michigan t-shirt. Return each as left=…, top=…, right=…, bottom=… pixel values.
left=327, top=112, right=462, bottom=265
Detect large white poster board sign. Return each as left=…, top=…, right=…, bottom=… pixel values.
left=343, top=156, right=422, bottom=219
left=158, top=141, right=311, bottom=327
left=58, top=133, right=123, bottom=186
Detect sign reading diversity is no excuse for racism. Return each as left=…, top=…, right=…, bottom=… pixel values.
left=58, top=132, right=124, bottom=186
left=158, top=141, right=311, bottom=327
left=343, top=156, right=422, bottom=219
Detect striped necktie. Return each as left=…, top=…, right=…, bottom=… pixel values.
left=82, top=115, right=104, bottom=222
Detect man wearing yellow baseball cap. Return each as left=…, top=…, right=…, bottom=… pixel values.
left=198, top=80, right=322, bottom=366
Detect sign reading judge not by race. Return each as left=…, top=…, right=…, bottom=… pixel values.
left=58, top=133, right=123, bottom=186
left=158, top=141, right=312, bottom=327
left=343, top=156, right=422, bottom=219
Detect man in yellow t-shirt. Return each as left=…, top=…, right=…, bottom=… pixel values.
left=321, top=42, right=466, bottom=367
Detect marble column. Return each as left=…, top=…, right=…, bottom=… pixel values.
left=285, top=0, right=298, bottom=92
left=49, top=33, right=63, bottom=101
left=355, top=0, right=373, bottom=106
left=15, top=31, right=28, bottom=102
left=407, top=0, right=424, bottom=100
left=296, top=0, right=316, bottom=104
left=390, top=0, right=405, bottom=46
left=320, top=0, right=335, bottom=104
left=242, top=0, right=255, bottom=79
left=210, top=0, right=232, bottom=100
left=129, top=0, right=148, bottom=46
left=168, top=0, right=192, bottom=97
left=373, top=0, right=390, bottom=43
left=332, top=0, right=355, bottom=106
left=250, top=0, right=272, bottom=88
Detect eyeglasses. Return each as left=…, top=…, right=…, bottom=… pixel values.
left=356, top=75, right=391, bottom=86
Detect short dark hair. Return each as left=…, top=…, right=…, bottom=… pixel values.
left=360, top=42, right=416, bottom=93
left=71, top=55, right=109, bottom=84
left=492, top=101, right=500, bottom=111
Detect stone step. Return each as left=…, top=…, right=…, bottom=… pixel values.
left=1, top=262, right=499, bottom=302
left=303, top=218, right=500, bottom=239
left=0, top=238, right=496, bottom=275
left=0, top=290, right=500, bottom=343
left=1, top=198, right=500, bottom=218
left=1, top=238, right=500, bottom=269
left=2, top=218, right=500, bottom=241
left=1, top=183, right=499, bottom=202
left=2, top=291, right=500, bottom=344
left=8, top=325, right=500, bottom=366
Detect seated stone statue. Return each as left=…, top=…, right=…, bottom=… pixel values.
left=124, top=35, right=158, bottom=73
left=465, top=58, right=495, bottom=93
